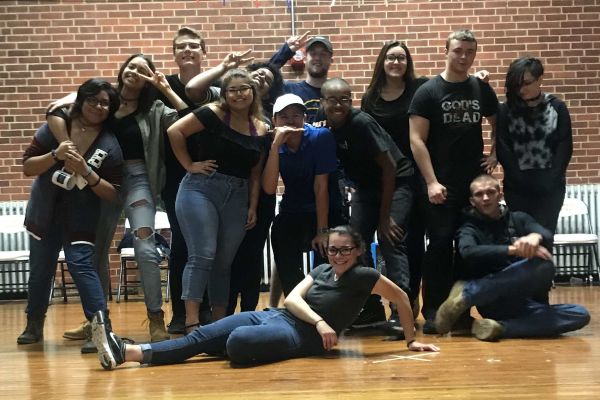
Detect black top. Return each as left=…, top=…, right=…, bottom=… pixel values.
left=188, top=107, right=263, bottom=179
left=108, top=113, right=145, bottom=161
left=361, top=77, right=429, bottom=160
left=496, top=94, right=572, bottom=195
left=409, top=75, right=498, bottom=191
left=456, top=205, right=552, bottom=279
left=305, top=263, right=380, bottom=334
left=331, top=108, right=413, bottom=190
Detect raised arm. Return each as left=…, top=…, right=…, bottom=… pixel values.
left=186, top=50, right=254, bottom=103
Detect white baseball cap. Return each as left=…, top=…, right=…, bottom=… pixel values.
left=272, top=94, right=307, bottom=117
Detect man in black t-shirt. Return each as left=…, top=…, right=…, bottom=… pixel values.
left=409, top=29, right=499, bottom=333
left=321, top=78, right=414, bottom=329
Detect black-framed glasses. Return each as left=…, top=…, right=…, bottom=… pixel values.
left=85, top=97, right=110, bottom=110
left=225, top=86, right=253, bottom=95
left=385, top=54, right=407, bottom=63
left=326, top=246, right=356, bottom=256
left=323, top=96, right=352, bottom=107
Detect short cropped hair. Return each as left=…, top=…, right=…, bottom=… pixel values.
left=469, top=174, right=501, bottom=195
left=173, top=26, right=206, bottom=55
left=446, top=29, right=477, bottom=50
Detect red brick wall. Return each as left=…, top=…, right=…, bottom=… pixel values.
left=1, top=0, right=599, bottom=203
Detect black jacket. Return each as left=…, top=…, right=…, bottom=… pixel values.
left=455, top=205, right=553, bottom=279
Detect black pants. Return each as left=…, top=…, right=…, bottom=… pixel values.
left=226, top=191, right=276, bottom=315
left=420, top=191, right=469, bottom=322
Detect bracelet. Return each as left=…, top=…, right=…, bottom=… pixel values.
left=89, top=174, right=101, bottom=188
left=406, top=339, right=416, bottom=348
left=83, top=165, right=93, bottom=178
left=314, top=319, right=324, bottom=326
left=317, top=227, right=329, bottom=234
left=51, top=149, right=58, bottom=160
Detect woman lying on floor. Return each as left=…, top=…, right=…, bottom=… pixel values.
left=92, top=225, right=439, bottom=369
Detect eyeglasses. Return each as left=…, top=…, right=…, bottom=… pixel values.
left=323, top=96, right=352, bottom=107
left=326, top=246, right=356, bottom=256
left=385, top=54, right=407, bottom=63
left=225, top=86, right=253, bottom=95
left=85, top=97, right=110, bottom=110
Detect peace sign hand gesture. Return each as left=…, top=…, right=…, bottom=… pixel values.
left=222, top=49, right=255, bottom=71
left=286, top=31, right=310, bottom=52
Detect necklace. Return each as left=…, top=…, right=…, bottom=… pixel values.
left=77, top=118, right=99, bottom=133
left=119, top=93, right=138, bottom=106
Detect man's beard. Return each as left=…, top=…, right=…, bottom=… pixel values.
left=308, top=67, right=328, bottom=79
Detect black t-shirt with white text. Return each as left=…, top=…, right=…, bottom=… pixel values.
left=409, top=75, right=498, bottom=190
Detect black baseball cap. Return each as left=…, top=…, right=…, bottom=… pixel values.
left=306, top=36, right=333, bottom=53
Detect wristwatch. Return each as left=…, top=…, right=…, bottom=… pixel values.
left=317, top=227, right=329, bottom=234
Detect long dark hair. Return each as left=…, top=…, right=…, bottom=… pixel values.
left=505, top=56, right=545, bottom=113
left=327, top=225, right=369, bottom=267
left=362, top=41, right=416, bottom=110
left=116, top=53, right=157, bottom=114
left=72, top=78, right=120, bottom=120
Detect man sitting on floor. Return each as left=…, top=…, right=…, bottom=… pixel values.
left=435, top=174, right=590, bottom=341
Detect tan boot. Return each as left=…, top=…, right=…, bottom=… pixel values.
left=63, top=320, right=90, bottom=340
left=148, top=310, right=170, bottom=342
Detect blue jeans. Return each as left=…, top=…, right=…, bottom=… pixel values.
left=26, top=221, right=106, bottom=320
left=122, top=161, right=163, bottom=313
left=176, top=172, right=249, bottom=306
left=350, top=182, right=412, bottom=297
left=463, top=259, right=590, bottom=338
left=140, top=309, right=324, bottom=365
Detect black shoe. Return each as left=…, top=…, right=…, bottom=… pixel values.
left=81, top=339, right=98, bottom=354
left=167, top=315, right=186, bottom=335
left=17, top=315, right=45, bottom=344
left=422, top=319, right=437, bottom=334
left=92, top=310, right=126, bottom=370
left=351, top=296, right=387, bottom=328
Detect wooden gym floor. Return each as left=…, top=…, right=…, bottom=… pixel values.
left=0, top=286, right=598, bottom=400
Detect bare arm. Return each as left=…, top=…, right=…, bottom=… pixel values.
left=186, top=50, right=254, bottom=103
left=481, top=114, right=497, bottom=173
left=371, top=275, right=440, bottom=352
left=166, top=112, right=211, bottom=173
left=410, top=114, right=446, bottom=204
left=246, top=153, right=263, bottom=230
left=284, top=274, right=338, bottom=350
left=63, top=149, right=118, bottom=201
left=23, top=141, right=70, bottom=177
left=311, top=173, right=329, bottom=257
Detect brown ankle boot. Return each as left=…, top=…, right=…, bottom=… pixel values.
left=147, top=310, right=169, bottom=342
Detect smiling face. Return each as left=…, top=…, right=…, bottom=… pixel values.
left=384, top=45, right=408, bottom=80
left=121, top=56, right=152, bottom=91
left=326, top=232, right=362, bottom=276
left=250, top=67, right=275, bottom=97
left=321, top=81, right=352, bottom=128
left=173, top=34, right=203, bottom=69
left=306, top=43, right=333, bottom=79
left=224, top=76, right=254, bottom=112
left=445, top=39, right=477, bottom=77
left=81, top=90, right=111, bottom=126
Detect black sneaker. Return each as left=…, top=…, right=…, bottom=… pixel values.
left=167, top=315, right=186, bottom=335
left=92, top=310, right=126, bottom=370
left=351, top=295, right=387, bottom=328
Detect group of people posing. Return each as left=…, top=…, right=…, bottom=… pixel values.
left=16, top=26, right=590, bottom=369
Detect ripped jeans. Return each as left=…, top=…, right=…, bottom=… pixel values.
left=122, top=161, right=163, bottom=313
